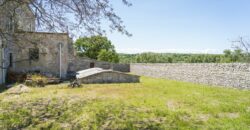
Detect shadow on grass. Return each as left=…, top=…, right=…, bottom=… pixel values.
left=0, top=85, right=7, bottom=93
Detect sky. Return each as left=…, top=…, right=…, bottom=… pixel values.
left=105, top=0, right=250, bottom=54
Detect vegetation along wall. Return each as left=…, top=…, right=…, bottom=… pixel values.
left=130, top=63, right=250, bottom=89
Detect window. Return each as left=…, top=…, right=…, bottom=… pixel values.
left=29, top=48, right=39, bottom=61
left=90, top=62, right=95, bottom=68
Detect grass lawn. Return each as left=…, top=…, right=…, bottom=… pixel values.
left=0, top=77, right=250, bottom=130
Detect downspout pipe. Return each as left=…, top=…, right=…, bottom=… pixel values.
left=0, top=38, right=4, bottom=84
left=59, top=42, right=62, bottom=79
left=2, top=47, right=5, bottom=84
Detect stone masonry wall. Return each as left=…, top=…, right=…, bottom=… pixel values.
left=9, top=32, right=71, bottom=78
left=68, top=57, right=130, bottom=73
left=112, top=64, right=130, bottom=72
left=130, top=63, right=250, bottom=89
left=0, top=2, right=35, bottom=32
left=78, top=71, right=139, bottom=84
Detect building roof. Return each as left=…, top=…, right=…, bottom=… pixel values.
left=76, top=68, right=112, bottom=79
left=76, top=68, right=139, bottom=79
left=15, top=31, right=69, bottom=35
left=76, top=68, right=140, bottom=84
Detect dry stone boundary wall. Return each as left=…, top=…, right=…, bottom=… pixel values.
left=68, top=57, right=130, bottom=73
left=130, top=63, right=250, bottom=89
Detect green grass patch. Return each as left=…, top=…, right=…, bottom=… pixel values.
left=0, top=77, right=249, bottom=129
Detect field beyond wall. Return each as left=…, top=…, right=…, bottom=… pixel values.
left=0, top=77, right=250, bottom=129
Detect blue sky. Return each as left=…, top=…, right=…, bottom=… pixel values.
left=106, top=0, right=250, bottom=54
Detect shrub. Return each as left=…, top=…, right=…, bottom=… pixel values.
left=25, top=74, right=48, bottom=87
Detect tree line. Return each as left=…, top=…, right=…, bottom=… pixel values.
left=118, top=37, right=250, bottom=64
left=118, top=49, right=250, bottom=63
left=75, top=36, right=250, bottom=64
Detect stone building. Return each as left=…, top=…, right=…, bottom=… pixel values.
left=0, top=2, right=130, bottom=84
left=10, top=32, right=72, bottom=78
left=0, top=2, right=73, bottom=82
left=76, top=68, right=139, bottom=84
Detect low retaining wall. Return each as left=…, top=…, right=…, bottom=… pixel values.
left=68, top=57, right=130, bottom=73
left=130, top=63, right=250, bottom=89
left=111, top=64, right=130, bottom=72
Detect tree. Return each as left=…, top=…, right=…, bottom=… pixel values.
left=222, top=49, right=233, bottom=63
left=97, top=49, right=119, bottom=63
left=232, top=37, right=250, bottom=62
left=75, top=35, right=119, bottom=63
left=0, top=0, right=132, bottom=37
left=232, top=49, right=244, bottom=62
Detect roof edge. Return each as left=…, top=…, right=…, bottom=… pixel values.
left=15, top=31, right=69, bottom=35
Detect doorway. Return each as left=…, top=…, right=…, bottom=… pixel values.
left=9, top=53, right=13, bottom=67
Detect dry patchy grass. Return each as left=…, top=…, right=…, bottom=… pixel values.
left=0, top=77, right=250, bottom=129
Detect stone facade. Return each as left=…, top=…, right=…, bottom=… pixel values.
left=9, top=32, right=72, bottom=78
left=0, top=1, right=37, bottom=84
left=112, top=64, right=130, bottom=72
left=131, top=63, right=250, bottom=89
left=15, top=6, right=36, bottom=32
left=0, top=2, right=35, bottom=32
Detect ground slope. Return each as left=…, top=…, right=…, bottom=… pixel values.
left=0, top=77, right=249, bottom=129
